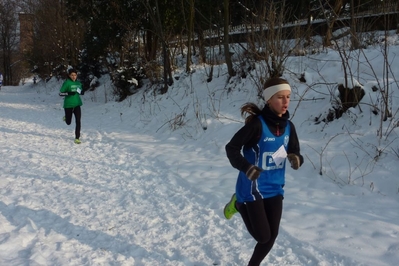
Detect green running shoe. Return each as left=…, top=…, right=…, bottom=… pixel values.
left=223, top=193, right=238, bottom=219
left=74, top=139, right=81, bottom=144
left=63, top=116, right=66, bottom=121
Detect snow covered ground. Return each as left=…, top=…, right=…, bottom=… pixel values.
left=1, top=37, right=399, bottom=265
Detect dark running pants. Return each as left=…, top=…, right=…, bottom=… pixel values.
left=238, top=195, right=283, bottom=266
left=64, top=106, right=81, bottom=139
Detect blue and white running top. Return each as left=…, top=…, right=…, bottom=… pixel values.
left=235, top=116, right=290, bottom=202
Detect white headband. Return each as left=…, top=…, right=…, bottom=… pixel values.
left=263, top=84, right=291, bottom=102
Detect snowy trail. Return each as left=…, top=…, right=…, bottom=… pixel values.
left=0, top=86, right=249, bottom=265
left=0, top=85, right=394, bottom=265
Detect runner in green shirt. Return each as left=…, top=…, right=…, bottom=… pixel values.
left=60, top=68, right=84, bottom=144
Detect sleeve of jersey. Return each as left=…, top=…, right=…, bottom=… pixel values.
left=225, top=118, right=262, bottom=173
left=60, top=81, right=69, bottom=93
left=287, top=121, right=304, bottom=166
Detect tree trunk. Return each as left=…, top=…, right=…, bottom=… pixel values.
left=350, top=0, right=360, bottom=50
left=197, top=29, right=206, bottom=64
left=186, top=0, right=195, bottom=73
left=223, top=0, right=235, bottom=77
left=323, top=0, right=343, bottom=47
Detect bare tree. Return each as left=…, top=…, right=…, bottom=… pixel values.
left=142, top=0, right=173, bottom=93
left=320, top=0, right=343, bottom=47
left=350, top=0, right=360, bottom=50
left=245, top=0, right=300, bottom=81
left=223, top=0, right=235, bottom=77
left=0, top=0, right=19, bottom=85
left=185, top=0, right=195, bottom=73
left=23, top=0, right=84, bottom=78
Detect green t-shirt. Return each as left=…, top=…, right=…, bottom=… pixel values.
left=60, top=79, right=83, bottom=108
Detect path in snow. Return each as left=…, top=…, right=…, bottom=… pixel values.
left=0, top=85, right=368, bottom=265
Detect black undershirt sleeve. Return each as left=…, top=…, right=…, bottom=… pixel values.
left=225, top=118, right=262, bottom=173
left=287, top=121, right=304, bottom=166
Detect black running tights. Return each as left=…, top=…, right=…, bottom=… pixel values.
left=64, top=106, right=81, bottom=139
left=238, top=195, right=283, bottom=266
